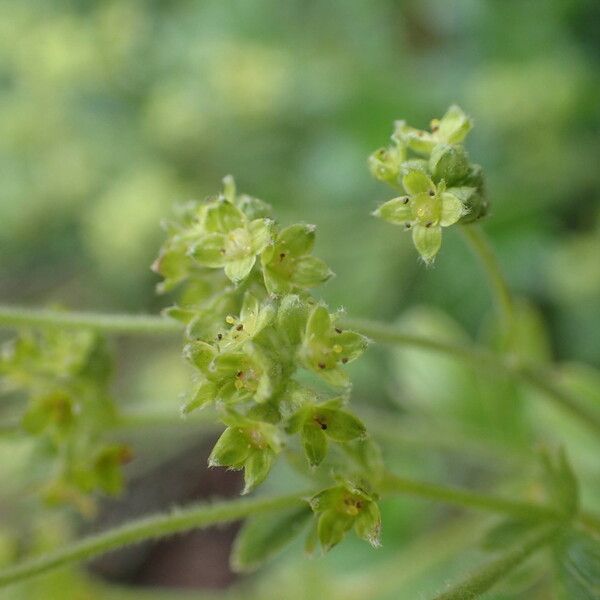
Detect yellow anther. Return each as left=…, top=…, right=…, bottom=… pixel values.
left=225, top=315, right=236, bottom=325
left=333, top=344, right=343, bottom=353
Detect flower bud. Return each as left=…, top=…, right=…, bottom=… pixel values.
left=429, top=143, right=470, bottom=185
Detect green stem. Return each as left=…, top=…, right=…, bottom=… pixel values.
left=381, top=472, right=560, bottom=521
left=0, top=306, right=180, bottom=336
left=0, top=468, right=595, bottom=588
left=0, top=491, right=308, bottom=589
left=459, top=225, right=515, bottom=339
left=343, top=317, right=600, bottom=435
left=433, top=525, right=558, bottom=600
left=1, top=305, right=598, bottom=434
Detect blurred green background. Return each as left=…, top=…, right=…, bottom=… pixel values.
left=1, top=1, right=599, bottom=598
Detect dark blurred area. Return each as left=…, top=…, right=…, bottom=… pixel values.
left=1, top=1, right=599, bottom=599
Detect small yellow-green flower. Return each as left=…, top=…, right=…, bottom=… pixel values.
left=299, top=305, right=370, bottom=387
left=374, top=170, right=467, bottom=264
left=189, top=198, right=273, bottom=283
left=393, top=104, right=473, bottom=155
left=309, top=482, right=381, bottom=551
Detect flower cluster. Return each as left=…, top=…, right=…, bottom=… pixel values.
left=369, top=105, right=488, bottom=264
left=154, top=176, right=380, bottom=550
left=0, top=327, right=129, bottom=514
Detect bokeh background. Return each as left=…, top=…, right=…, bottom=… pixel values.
left=1, top=1, right=599, bottom=598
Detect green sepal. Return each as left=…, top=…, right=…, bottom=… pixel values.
left=243, top=448, right=276, bottom=494
left=412, top=224, right=442, bottom=264
left=373, top=196, right=412, bottom=225
left=208, top=426, right=252, bottom=469
left=301, top=421, right=328, bottom=467
left=353, top=500, right=381, bottom=547
left=317, top=509, right=354, bottom=552
left=181, top=381, right=217, bottom=414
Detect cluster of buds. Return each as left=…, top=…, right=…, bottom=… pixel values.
left=0, top=328, right=130, bottom=514
left=369, top=105, right=488, bottom=264
left=154, top=176, right=381, bottom=550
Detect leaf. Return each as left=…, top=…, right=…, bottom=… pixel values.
left=230, top=504, right=312, bottom=572
left=540, top=446, right=579, bottom=518
left=554, top=530, right=600, bottom=600
left=481, top=518, right=540, bottom=551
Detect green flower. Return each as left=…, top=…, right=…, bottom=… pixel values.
left=182, top=340, right=275, bottom=414
left=261, top=224, right=333, bottom=294
left=286, top=397, right=367, bottom=467
left=299, top=305, right=369, bottom=387
left=393, top=105, right=473, bottom=156
left=309, top=482, right=381, bottom=551
left=189, top=198, right=273, bottom=283
left=218, top=292, right=276, bottom=351
left=367, top=144, right=406, bottom=185
left=373, top=170, right=468, bottom=264
left=209, top=418, right=281, bottom=494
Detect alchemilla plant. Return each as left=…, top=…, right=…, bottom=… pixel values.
left=0, top=106, right=599, bottom=599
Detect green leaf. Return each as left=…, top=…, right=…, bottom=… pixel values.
left=554, top=530, right=600, bottom=600
left=540, top=447, right=579, bottom=518
left=373, top=197, right=412, bottom=225
left=412, top=224, right=442, bottom=264
left=231, top=504, right=312, bottom=572
left=302, top=421, right=328, bottom=467
left=481, top=518, right=539, bottom=551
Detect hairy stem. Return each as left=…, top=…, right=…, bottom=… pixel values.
left=0, top=306, right=180, bottom=335
left=343, top=317, right=600, bottom=435
left=0, top=470, right=594, bottom=588
left=1, top=305, right=598, bottom=434
left=380, top=473, right=560, bottom=521
left=459, top=225, right=515, bottom=341
left=0, top=491, right=308, bottom=589
left=433, top=525, right=558, bottom=600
